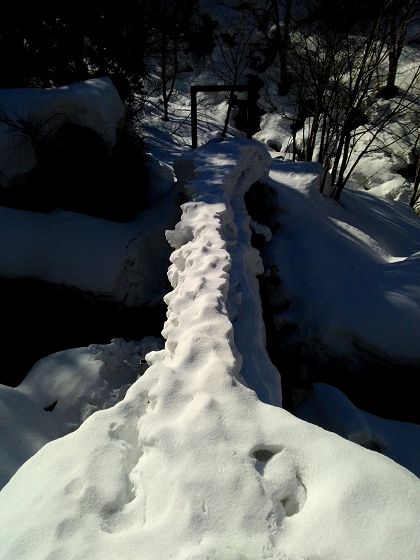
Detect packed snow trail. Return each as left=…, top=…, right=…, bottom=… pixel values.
left=0, top=140, right=419, bottom=560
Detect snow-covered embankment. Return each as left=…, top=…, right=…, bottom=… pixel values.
left=0, top=140, right=419, bottom=560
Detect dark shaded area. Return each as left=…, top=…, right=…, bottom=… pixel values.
left=396, top=162, right=417, bottom=181
left=0, top=0, right=147, bottom=91
left=0, top=124, right=148, bottom=222
left=0, top=277, right=166, bottom=388
left=258, top=274, right=298, bottom=415
left=43, top=401, right=58, bottom=412
left=259, top=270, right=420, bottom=425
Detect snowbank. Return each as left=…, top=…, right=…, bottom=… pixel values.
left=263, top=160, right=420, bottom=364
left=0, top=140, right=419, bottom=560
left=297, top=382, right=420, bottom=477
left=0, top=337, right=162, bottom=489
left=0, top=188, right=179, bottom=305
left=0, top=78, right=125, bottom=186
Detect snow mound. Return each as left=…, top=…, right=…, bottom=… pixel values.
left=264, top=160, right=420, bottom=364
left=0, top=141, right=419, bottom=560
left=0, top=77, right=125, bottom=186
left=0, top=186, right=179, bottom=305
left=0, top=337, right=162, bottom=489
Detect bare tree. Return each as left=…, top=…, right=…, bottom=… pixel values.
left=409, top=129, right=420, bottom=208
left=278, top=0, right=420, bottom=202
left=381, top=0, right=420, bottom=98
left=146, top=0, right=198, bottom=121
left=214, top=14, right=255, bottom=135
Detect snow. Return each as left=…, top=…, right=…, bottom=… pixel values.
left=263, top=159, right=420, bottom=364
left=170, top=138, right=282, bottom=406
left=0, top=77, right=125, bottom=186
left=297, top=382, right=420, bottom=477
left=0, top=140, right=419, bottom=560
left=255, top=112, right=294, bottom=156
left=0, top=337, right=162, bottom=490
left=0, top=188, right=179, bottom=305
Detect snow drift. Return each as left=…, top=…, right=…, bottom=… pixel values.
left=0, top=140, right=419, bottom=560
left=0, top=188, right=179, bottom=305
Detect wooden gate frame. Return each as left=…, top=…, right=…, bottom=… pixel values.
left=190, top=84, right=258, bottom=149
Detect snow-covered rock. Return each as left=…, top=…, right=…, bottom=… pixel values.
left=0, top=140, right=419, bottom=560
left=0, top=77, right=125, bottom=186
left=0, top=186, right=179, bottom=305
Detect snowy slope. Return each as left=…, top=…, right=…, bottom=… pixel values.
left=297, top=382, right=420, bottom=477
left=263, top=160, right=420, bottom=364
left=0, top=140, right=418, bottom=560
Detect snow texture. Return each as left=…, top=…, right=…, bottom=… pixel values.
left=0, top=337, right=162, bottom=489
left=0, top=140, right=419, bottom=560
left=0, top=77, right=125, bottom=186
left=0, top=188, right=179, bottom=305
left=263, top=160, right=420, bottom=364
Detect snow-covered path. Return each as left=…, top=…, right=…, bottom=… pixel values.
left=0, top=140, right=419, bottom=560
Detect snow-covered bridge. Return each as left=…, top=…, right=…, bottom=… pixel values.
left=0, top=139, right=419, bottom=559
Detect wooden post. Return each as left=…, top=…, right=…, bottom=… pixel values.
left=191, top=86, right=198, bottom=149
left=191, top=83, right=257, bottom=148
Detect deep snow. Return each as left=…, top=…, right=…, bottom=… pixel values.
left=0, top=337, right=162, bottom=489
left=0, top=140, right=419, bottom=560
left=263, top=160, right=420, bottom=365
left=0, top=186, right=179, bottom=306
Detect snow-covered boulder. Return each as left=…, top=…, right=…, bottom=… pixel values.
left=0, top=77, right=125, bottom=186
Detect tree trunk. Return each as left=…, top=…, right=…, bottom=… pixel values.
left=333, top=132, right=352, bottom=202
left=384, top=18, right=399, bottom=98
left=272, top=0, right=293, bottom=95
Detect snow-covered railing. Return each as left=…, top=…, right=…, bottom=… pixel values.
left=169, top=138, right=282, bottom=406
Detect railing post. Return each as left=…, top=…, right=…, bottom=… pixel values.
left=191, top=86, right=198, bottom=149
left=191, top=83, right=257, bottom=148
